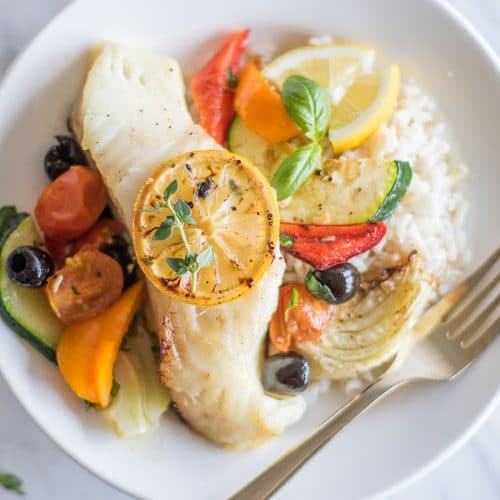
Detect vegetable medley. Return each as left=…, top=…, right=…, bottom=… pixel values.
left=0, top=28, right=417, bottom=436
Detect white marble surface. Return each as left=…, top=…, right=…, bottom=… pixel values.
left=0, top=0, right=498, bottom=499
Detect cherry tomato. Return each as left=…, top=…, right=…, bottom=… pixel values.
left=35, top=166, right=106, bottom=241
left=73, top=218, right=124, bottom=250
left=45, top=219, right=125, bottom=267
left=45, top=247, right=124, bottom=325
left=269, top=284, right=334, bottom=352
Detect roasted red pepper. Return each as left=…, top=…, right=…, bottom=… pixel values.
left=191, top=30, right=249, bottom=146
left=280, top=222, right=387, bottom=270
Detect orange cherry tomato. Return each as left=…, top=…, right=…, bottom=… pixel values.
left=269, top=284, right=333, bottom=352
left=35, top=166, right=106, bottom=241
left=234, top=61, right=300, bottom=144
left=46, top=247, right=124, bottom=325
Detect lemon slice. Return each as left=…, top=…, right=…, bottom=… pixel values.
left=329, top=65, right=400, bottom=153
left=263, top=44, right=375, bottom=104
left=133, top=150, right=279, bottom=306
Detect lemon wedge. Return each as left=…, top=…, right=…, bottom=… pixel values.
left=263, top=44, right=375, bottom=105
left=133, top=150, right=279, bottom=306
left=329, top=65, right=400, bottom=153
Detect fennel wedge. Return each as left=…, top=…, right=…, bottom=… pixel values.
left=296, top=255, right=433, bottom=379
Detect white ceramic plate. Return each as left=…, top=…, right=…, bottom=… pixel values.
left=0, top=0, right=499, bottom=498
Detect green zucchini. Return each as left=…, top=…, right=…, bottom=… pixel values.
left=228, top=115, right=412, bottom=224
left=0, top=209, right=64, bottom=362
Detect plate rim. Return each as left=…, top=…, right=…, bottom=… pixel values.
left=0, top=0, right=499, bottom=499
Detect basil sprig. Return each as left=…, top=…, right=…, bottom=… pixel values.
left=271, top=75, right=331, bottom=201
left=282, top=75, right=331, bottom=141
left=271, top=143, right=321, bottom=201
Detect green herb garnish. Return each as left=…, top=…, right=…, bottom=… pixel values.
left=279, top=233, right=294, bottom=249
left=271, top=143, right=321, bottom=200
left=226, top=67, right=239, bottom=90
left=71, top=286, right=80, bottom=296
left=284, top=287, right=300, bottom=321
left=84, top=380, right=120, bottom=411
left=271, top=75, right=331, bottom=200
left=152, top=180, right=214, bottom=292
left=0, top=473, right=24, bottom=494
left=305, top=270, right=335, bottom=303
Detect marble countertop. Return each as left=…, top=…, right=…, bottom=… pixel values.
left=0, top=1, right=498, bottom=499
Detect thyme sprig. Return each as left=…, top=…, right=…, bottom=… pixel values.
left=152, top=180, right=214, bottom=292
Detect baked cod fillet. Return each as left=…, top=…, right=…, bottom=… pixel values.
left=72, top=42, right=305, bottom=448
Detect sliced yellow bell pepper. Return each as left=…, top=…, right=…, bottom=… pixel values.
left=57, top=281, right=144, bottom=407
left=234, top=61, right=300, bottom=144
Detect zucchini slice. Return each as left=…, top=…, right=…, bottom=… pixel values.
left=0, top=210, right=64, bottom=362
left=228, top=115, right=412, bottom=224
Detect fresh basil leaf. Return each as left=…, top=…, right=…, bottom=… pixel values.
left=167, top=257, right=190, bottom=275
left=282, top=75, right=331, bottom=141
left=152, top=216, right=175, bottom=240
left=196, top=246, right=214, bottom=269
left=271, top=142, right=321, bottom=200
left=174, top=199, right=195, bottom=224
left=163, top=180, right=178, bottom=202
left=279, top=233, right=294, bottom=249
left=0, top=473, right=24, bottom=494
left=305, top=270, right=336, bottom=303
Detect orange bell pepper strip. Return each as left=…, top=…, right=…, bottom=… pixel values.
left=269, top=284, right=334, bottom=352
left=234, top=61, right=300, bottom=144
left=56, top=280, right=144, bottom=407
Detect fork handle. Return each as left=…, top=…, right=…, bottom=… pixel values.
left=230, top=379, right=410, bottom=500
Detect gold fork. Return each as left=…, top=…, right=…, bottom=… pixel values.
left=231, top=248, right=500, bottom=500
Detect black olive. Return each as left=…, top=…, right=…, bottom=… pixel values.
left=7, top=246, right=55, bottom=288
left=44, top=135, right=87, bottom=180
left=196, top=178, right=214, bottom=198
left=306, top=263, right=360, bottom=304
left=102, top=236, right=139, bottom=289
left=262, top=352, right=310, bottom=396
left=99, top=205, right=114, bottom=219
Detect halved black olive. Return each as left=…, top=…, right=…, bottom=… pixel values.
left=262, top=352, right=310, bottom=396
left=102, top=235, right=139, bottom=289
left=7, top=246, right=54, bottom=288
left=44, top=135, right=87, bottom=180
left=306, top=263, right=360, bottom=304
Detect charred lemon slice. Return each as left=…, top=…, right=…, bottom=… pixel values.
left=133, top=150, right=280, bottom=306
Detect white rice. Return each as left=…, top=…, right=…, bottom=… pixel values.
left=342, top=80, right=469, bottom=293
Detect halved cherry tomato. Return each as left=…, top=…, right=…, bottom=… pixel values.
left=45, top=247, right=123, bottom=325
left=191, top=30, right=249, bottom=145
left=35, top=166, right=106, bottom=241
left=269, top=284, right=334, bottom=352
left=234, top=61, right=300, bottom=144
left=73, top=218, right=124, bottom=251
left=45, top=218, right=124, bottom=267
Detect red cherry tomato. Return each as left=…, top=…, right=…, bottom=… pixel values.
left=35, top=166, right=106, bottom=241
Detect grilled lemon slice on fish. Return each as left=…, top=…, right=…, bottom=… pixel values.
left=133, top=150, right=280, bottom=306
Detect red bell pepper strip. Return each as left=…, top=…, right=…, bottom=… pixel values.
left=191, top=30, right=249, bottom=146
left=280, top=222, right=387, bottom=271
